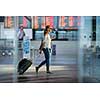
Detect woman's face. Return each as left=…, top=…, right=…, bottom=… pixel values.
left=47, top=28, right=51, bottom=33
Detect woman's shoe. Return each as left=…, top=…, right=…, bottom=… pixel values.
left=46, top=71, right=53, bottom=74
left=36, top=67, right=39, bottom=73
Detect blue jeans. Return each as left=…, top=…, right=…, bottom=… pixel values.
left=38, top=48, right=51, bottom=72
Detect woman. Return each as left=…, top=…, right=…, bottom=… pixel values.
left=36, top=25, right=54, bottom=74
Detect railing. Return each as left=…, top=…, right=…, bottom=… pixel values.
left=0, top=39, right=14, bottom=56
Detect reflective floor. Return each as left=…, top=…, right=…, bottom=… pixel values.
left=0, top=65, right=78, bottom=83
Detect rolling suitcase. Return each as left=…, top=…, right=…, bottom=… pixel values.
left=17, top=58, right=32, bottom=75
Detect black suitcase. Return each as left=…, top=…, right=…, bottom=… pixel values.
left=18, top=58, right=32, bottom=75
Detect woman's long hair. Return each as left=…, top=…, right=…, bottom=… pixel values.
left=44, top=25, right=50, bottom=36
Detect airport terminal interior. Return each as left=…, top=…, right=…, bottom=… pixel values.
left=0, top=16, right=100, bottom=83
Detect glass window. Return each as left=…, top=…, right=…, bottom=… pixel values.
left=58, top=31, right=67, bottom=39
left=96, top=16, right=100, bottom=46
left=35, top=31, right=44, bottom=40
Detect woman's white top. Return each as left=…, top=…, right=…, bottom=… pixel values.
left=43, top=34, right=51, bottom=49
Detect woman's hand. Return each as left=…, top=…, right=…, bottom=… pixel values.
left=51, top=36, right=56, bottom=40
left=39, top=50, right=42, bottom=54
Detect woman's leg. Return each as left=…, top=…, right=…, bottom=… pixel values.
left=45, top=48, right=50, bottom=72
left=36, top=48, right=46, bottom=73
left=36, top=48, right=51, bottom=73
left=38, top=60, right=46, bottom=68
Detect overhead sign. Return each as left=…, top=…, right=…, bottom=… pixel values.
left=33, top=16, right=81, bottom=29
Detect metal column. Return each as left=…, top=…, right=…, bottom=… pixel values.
left=13, top=16, right=19, bottom=82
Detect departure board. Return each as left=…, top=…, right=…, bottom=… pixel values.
left=4, top=16, right=14, bottom=28
left=19, top=16, right=32, bottom=28
left=33, top=16, right=80, bottom=30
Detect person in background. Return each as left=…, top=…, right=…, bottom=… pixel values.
left=17, top=25, right=26, bottom=61
left=36, top=25, right=55, bottom=74
left=18, top=26, right=25, bottom=40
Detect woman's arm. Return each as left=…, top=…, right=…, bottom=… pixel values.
left=51, top=35, right=56, bottom=40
